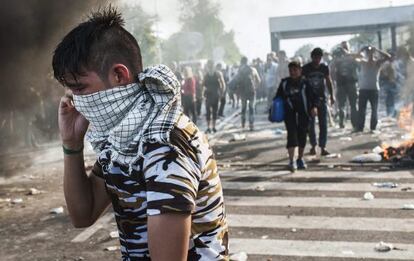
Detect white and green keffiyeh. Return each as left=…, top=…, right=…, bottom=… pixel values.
left=72, top=64, right=182, bottom=172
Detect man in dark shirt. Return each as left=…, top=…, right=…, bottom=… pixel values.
left=331, top=41, right=360, bottom=129
left=203, top=60, right=225, bottom=133
left=302, top=48, right=335, bottom=156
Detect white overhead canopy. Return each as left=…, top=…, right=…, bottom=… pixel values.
left=269, top=5, right=414, bottom=39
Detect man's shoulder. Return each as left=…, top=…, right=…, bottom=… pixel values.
left=302, top=62, right=312, bottom=70
left=321, top=63, right=330, bottom=73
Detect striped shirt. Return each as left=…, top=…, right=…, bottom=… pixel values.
left=92, top=114, right=229, bottom=260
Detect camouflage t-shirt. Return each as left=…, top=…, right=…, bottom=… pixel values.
left=92, top=114, right=229, bottom=261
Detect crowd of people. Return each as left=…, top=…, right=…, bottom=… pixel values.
left=48, top=6, right=414, bottom=260
left=171, top=41, right=414, bottom=172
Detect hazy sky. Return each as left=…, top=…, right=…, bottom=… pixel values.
left=121, top=0, right=414, bottom=59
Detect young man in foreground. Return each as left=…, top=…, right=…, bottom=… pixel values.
left=52, top=7, right=228, bottom=261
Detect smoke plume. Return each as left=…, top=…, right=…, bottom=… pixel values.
left=0, top=0, right=114, bottom=170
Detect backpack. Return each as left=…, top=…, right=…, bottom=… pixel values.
left=238, top=66, right=255, bottom=96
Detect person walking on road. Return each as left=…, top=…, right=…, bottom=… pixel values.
left=52, top=7, right=228, bottom=260
left=331, top=41, right=360, bottom=129
left=216, top=63, right=228, bottom=117
left=182, top=66, right=197, bottom=123
left=356, top=46, right=391, bottom=132
left=235, top=56, right=261, bottom=131
left=275, top=61, right=318, bottom=172
left=302, top=47, right=335, bottom=156
left=203, top=60, right=225, bottom=133
left=264, top=53, right=279, bottom=110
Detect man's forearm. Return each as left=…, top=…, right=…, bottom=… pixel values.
left=326, top=77, right=334, bottom=97
left=63, top=152, right=95, bottom=227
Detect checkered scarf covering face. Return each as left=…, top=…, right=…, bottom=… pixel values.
left=73, top=64, right=182, bottom=172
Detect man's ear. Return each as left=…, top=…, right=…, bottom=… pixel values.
left=107, top=64, right=133, bottom=87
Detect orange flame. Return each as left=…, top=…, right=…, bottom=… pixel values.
left=382, top=103, right=414, bottom=160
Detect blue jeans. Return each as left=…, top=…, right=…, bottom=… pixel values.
left=309, top=102, right=328, bottom=148
left=241, top=97, right=255, bottom=127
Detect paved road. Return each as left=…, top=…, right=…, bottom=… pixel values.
left=221, top=169, right=414, bottom=260
left=3, top=101, right=413, bottom=260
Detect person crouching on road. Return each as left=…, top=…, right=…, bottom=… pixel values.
left=275, top=61, right=318, bottom=172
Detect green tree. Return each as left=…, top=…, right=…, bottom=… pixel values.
left=294, top=43, right=315, bottom=61
left=164, top=0, right=241, bottom=64
left=348, top=32, right=376, bottom=51
left=121, top=4, right=160, bottom=66
left=405, top=24, right=414, bottom=54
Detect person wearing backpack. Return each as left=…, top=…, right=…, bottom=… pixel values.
left=203, top=60, right=225, bottom=133
left=236, top=56, right=261, bottom=130
left=331, top=41, right=360, bottom=129
left=275, top=61, right=318, bottom=172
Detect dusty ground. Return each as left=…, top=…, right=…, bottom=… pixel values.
left=0, top=103, right=411, bottom=261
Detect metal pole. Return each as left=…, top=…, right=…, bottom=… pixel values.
left=390, top=26, right=397, bottom=51
left=377, top=31, right=383, bottom=50
left=271, top=33, right=280, bottom=52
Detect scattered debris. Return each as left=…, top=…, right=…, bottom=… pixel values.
left=230, top=251, right=248, bottom=261
left=339, top=137, right=352, bottom=141
left=324, top=153, right=341, bottom=159
left=363, top=192, right=375, bottom=200
left=274, top=128, right=286, bottom=135
left=0, top=198, right=11, bottom=203
left=109, top=231, right=119, bottom=239
left=402, top=204, right=414, bottom=210
left=327, top=164, right=335, bottom=169
left=372, top=146, right=384, bottom=154
left=104, top=246, right=121, bottom=251
left=341, top=250, right=355, bottom=255
left=370, top=130, right=381, bottom=135
left=50, top=206, right=64, bottom=214
left=75, top=257, right=85, bottom=261
left=11, top=198, right=23, bottom=204
left=351, top=153, right=382, bottom=163
left=341, top=167, right=352, bottom=171
left=255, top=186, right=265, bottom=192
left=9, top=187, right=26, bottom=193
left=401, top=187, right=412, bottom=191
left=291, top=228, right=297, bottom=233
left=229, top=133, right=246, bottom=142
left=372, top=182, right=398, bottom=189
left=27, top=188, right=42, bottom=195
left=261, top=235, right=269, bottom=239
left=374, top=241, right=394, bottom=252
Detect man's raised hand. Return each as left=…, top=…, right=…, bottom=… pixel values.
left=58, top=95, right=89, bottom=150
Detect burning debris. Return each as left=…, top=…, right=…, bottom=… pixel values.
left=379, top=103, right=414, bottom=163
left=381, top=142, right=414, bottom=162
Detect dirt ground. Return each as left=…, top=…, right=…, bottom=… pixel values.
left=0, top=106, right=411, bottom=261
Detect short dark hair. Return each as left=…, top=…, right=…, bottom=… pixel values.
left=311, top=47, right=323, bottom=57
left=240, top=56, right=248, bottom=65
left=52, top=6, right=142, bottom=85
left=288, top=61, right=301, bottom=69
